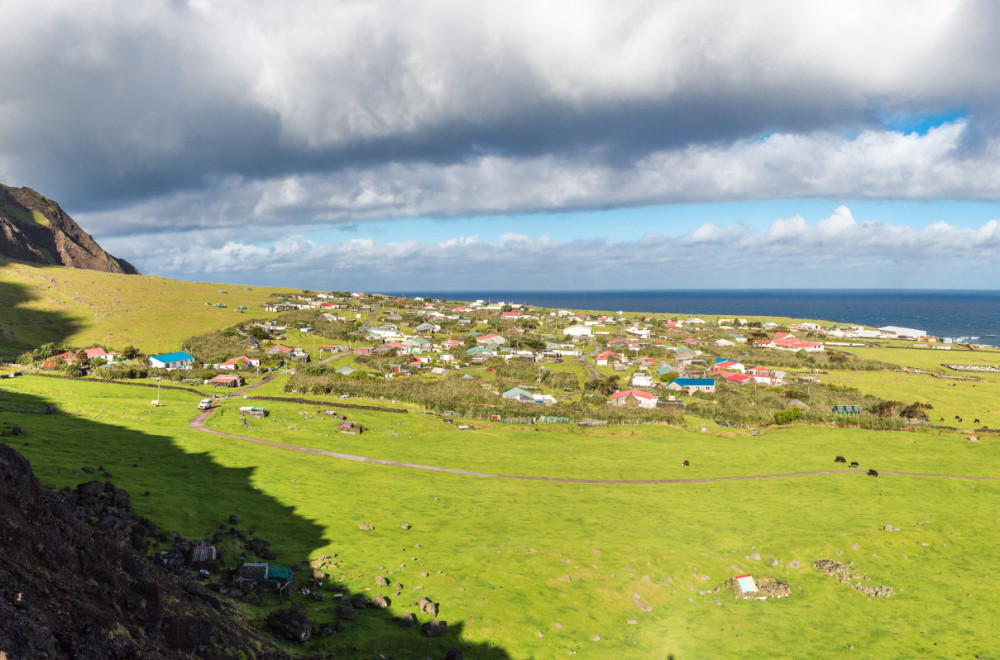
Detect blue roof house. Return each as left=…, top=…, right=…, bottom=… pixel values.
left=148, top=351, right=197, bottom=370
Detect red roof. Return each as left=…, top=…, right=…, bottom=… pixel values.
left=611, top=389, right=655, bottom=400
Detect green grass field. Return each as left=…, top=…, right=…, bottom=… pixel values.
left=3, top=374, right=998, bottom=658
left=0, top=258, right=294, bottom=353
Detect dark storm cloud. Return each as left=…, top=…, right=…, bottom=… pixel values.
left=3, top=1, right=1000, bottom=245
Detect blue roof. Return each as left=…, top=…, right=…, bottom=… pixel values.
left=674, top=378, right=715, bottom=386
left=714, top=357, right=728, bottom=363
left=151, top=351, right=195, bottom=363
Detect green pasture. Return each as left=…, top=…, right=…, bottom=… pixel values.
left=3, top=375, right=998, bottom=658
left=837, top=343, right=1000, bottom=372
left=0, top=259, right=294, bottom=353
left=206, top=396, right=999, bottom=481
left=823, top=368, right=1000, bottom=430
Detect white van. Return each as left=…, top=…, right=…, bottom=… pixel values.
left=197, top=399, right=214, bottom=410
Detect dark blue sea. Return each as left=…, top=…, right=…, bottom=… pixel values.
left=391, top=289, right=1000, bottom=346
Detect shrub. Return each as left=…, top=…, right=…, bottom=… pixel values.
left=773, top=408, right=801, bottom=425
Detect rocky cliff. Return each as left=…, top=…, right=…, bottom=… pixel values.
left=0, top=443, right=287, bottom=659
left=0, top=184, right=139, bottom=274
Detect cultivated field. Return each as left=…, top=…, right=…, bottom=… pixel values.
left=3, top=372, right=998, bottom=658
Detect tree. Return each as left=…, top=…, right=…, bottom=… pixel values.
left=121, top=345, right=141, bottom=360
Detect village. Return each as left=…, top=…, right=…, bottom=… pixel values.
left=17, top=290, right=954, bottom=431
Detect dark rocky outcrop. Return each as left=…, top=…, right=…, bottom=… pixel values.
left=0, top=184, right=139, bottom=274
left=0, top=443, right=287, bottom=658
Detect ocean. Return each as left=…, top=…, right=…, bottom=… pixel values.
left=390, top=289, right=1000, bottom=346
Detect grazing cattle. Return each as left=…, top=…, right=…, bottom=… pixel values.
left=975, top=419, right=980, bottom=425
left=955, top=416, right=961, bottom=421
left=939, top=417, right=945, bottom=422
left=849, top=461, right=859, bottom=468
left=835, top=456, right=846, bottom=463
left=682, top=460, right=690, bottom=467
left=867, top=469, right=879, bottom=477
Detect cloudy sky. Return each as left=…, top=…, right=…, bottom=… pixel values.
left=3, top=0, right=1000, bottom=291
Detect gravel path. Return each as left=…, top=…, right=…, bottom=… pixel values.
left=188, top=409, right=1000, bottom=485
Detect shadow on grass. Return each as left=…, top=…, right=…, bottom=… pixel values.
left=0, top=382, right=510, bottom=658
left=0, top=272, right=86, bottom=357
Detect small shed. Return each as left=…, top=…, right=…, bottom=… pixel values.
left=239, top=406, right=269, bottom=418
left=190, top=544, right=217, bottom=564
left=735, top=574, right=758, bottom=593
left=833, top=405, right=863, bottom=416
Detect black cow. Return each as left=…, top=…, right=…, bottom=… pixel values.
left=850, top=461, right=860, bottom=468
left=835, top=456, right=846, bottom=463
left=975, top=419, right=980, bottom=425
left=682, top=460, right=690, bottom=467
left=867, top=469, right=879, bottom=477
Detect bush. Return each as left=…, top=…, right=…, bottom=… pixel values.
left=773, top=408, right=801, bottom=425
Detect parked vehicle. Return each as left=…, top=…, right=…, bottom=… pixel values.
left=197, top=399, right=214, bottom=410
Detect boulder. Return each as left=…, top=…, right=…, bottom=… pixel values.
left=422, top=619, right=447, bottom=637
left=418, top=596, right=439, bottom=617
left=376, top=576, right=389, bottom=587
left=397, top=612, right=416, bottom=628
left=359, top=523, right=374, bottom=531
left=266, top=607, right=311, bottom=642
left=747, top=552, right=761, bottom=560
left=401, top=522, right=411, bottom=530
left=370, top=594, right=389, bottom=609
left=350, top=595, right=369, bottom=610
left=336, top=605, right=356, bottom=621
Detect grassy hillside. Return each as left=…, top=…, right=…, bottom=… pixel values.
left=0, top=258, right=295, bottom=354
left=3, top=373, right=998, bottom=658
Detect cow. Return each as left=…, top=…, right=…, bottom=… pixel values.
left=849, top=461, right=860, bottom=468
left=975, top=419, right=980, bottom=425
left=835, top=456, right=846, bottom=463
left=682, top=460, right=690, bottom=467
left=867, top=469, right=879, bottom=477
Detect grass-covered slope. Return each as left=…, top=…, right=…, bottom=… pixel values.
left=4, top=373, right=998, bottom=658
left=0, top=258, right=295, bottom=354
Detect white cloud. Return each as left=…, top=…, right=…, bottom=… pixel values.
left=112, top=207, right=1000, bottom=291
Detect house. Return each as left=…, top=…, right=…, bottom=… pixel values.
left=666, top=378, right=716, bottom=394
left=631, top=373, right=654, bottom=387
left=715, top=338, right=735, bottom=347
left=502, top=387, right=536, bottom=403
left=208, top=374, right=243, bottom=387
left=609, top=389, right=658, bottom=409
left=220, top=356, right=260, bottom=371
left=625, top=326, right=651, bottom=339
left=430, top=367, right=448, bottom=376
left=771, top=332, right=825, bottom=353
left=713, top=359, right=745, bottom=373
left=148, top=352, right=196, bottom=370
left=563, top=324, right=594, bottom=339
left=878, top=325, right=927, bottom=340
left=335, top=366, right=356, bottom=376
left=476, top=333, right=507, bottom=347
left=719, top=371, right=754, bottom=385
left=354, top=346, right=374, bottom=356
left=596, top=350, right=625, bottom=366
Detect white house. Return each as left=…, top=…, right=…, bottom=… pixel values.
left=563, top=324, right=594, bottom=339
left=631, top=373, right=654, bottom=387
left=609, top=389, right=658, bottom=408
left=148, top=351, right=196, bottom=370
